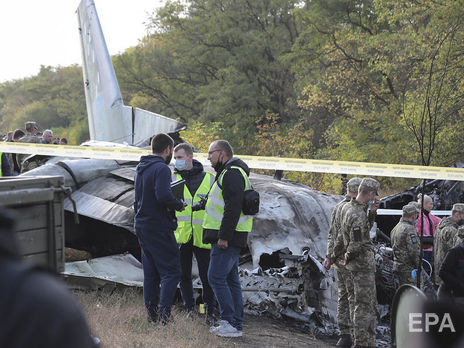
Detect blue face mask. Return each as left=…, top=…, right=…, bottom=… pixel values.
left=175, top=159, right=187, bottom=171
left=368, top=199, right=375, bottom=206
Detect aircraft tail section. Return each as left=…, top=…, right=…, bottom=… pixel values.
left=76, top=0, right=185, bottom=145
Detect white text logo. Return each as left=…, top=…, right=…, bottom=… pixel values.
left=409, top=313, right=456, bottom=333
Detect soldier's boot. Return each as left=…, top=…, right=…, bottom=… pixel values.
left=335, top=334, right=352, bottom=347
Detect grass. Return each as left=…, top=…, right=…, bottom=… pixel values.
left=74, top=288, right=225, bottom=348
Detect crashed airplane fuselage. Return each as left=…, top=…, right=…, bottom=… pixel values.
left=23, top=158, right=345, bottom=329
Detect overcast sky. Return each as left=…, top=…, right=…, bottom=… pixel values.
left=0, top=0, right=164, bottom=82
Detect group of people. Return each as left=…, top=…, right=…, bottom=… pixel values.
left=133, top=134, right=253, bottom=338
left=0, top=121, right=68, bottom=176
left=325, top=177, right=464, bottom=347
left=324, top=177, right=380, bottom=348
left=391, top=194, right=464, bottom=297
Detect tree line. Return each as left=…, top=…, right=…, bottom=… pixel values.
left=1, top=0, right=463, bottom=192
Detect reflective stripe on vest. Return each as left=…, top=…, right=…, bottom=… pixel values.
left=172, top=171, right=215, bottom=249
left=202, top=166, right=253, bottom=232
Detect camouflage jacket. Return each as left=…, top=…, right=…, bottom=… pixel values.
left=390, top=218, right=421, bottom=272
left=338, top=199, right=375, bottom=271
left=16, top=135, right=42, bottom=173
left=453, top=226, right=464, bottom=247
left=19, top=135, right=41, bottom=144
left=326, top=196, right=350, bottom=261
left=434, top=217, right=459, bottom=284
left=333, top=198, right=376, bottom=263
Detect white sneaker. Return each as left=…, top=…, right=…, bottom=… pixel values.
left=209, top=320, right=228, bottom=333
left=215, top=321, right=243, bottom=338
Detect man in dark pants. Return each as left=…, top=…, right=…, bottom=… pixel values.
left=134, top=133, right=185, bottom=322
left=0, top=208, right=95, bottom=348
left=203, top=140, right=254, bottom=338
left=172, top=143, right=216, bottom=320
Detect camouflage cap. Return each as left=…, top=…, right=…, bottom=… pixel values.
left=347, top=177, right=362, bottom=193
left=403, top=203, right=420, bottom=215
left=25, top=121, right=38, bottom=130
left=360, top=177, right=380, bottom=195
left=452, top=203, right=464, bottom=213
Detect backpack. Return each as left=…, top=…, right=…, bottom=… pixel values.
left=242, top=189, right=260, bottom=215
left=218, top=168, right=260, bottom=215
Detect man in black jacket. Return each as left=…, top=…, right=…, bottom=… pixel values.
left=172, top=143, right=216, bottom=319
left=134, top=133, right=185, bottom=322
left=203, top=140, right=253, bottom=338
left=0, top=208, right=95, bottom=348
left=439, top=239, right=464, bottom=302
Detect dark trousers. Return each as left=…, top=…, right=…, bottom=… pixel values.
left=179, top=238, right=216, bottom=313
left=136, top=227, right=181, bottom=322
left=208, top=244, right=243, bottom=330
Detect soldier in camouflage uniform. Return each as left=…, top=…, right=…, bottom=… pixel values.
left=338, top=178, right=380, bottom=348
left=434, top=203, right=464, bottom=285
left=19, top=122, right=41, bottom=144
left=453, top=226, right=464, bottom=247
left=324, top=177, right=362, bottom=347
left=390, top=203, right=421, bottom=286
left=17, top=121, right=42, bottom=173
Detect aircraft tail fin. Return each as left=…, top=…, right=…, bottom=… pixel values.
left=76, top=0, right=185, bottom=145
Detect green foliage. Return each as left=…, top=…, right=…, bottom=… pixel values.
left=180, top=120, right=223, bottom=152
left=115, top=0, right=305, bottom=154
left=0, top=65, right=87, bottom=143
left=2, top=0, right=463, bottom=193
left=291, top=0, right=464, bottom=190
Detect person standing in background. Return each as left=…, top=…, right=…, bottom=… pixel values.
left=416, top=194, right=441, bottom=267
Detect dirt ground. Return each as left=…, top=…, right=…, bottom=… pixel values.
left=75, top=288, right=336, bottom=348
left=219, top=315, right=336, bottom=347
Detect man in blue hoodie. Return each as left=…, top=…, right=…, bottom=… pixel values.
left=134, top=133, right=185, bottom=323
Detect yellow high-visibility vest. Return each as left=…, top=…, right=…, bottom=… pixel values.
left=172, top=171, right=215, bottom=249
left=202, top=166, right=253, bottom=232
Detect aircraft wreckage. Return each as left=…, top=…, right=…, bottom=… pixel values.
left=21, top=156, right=463, bottom=338
left=21, top=158, right=402, bottom=338
left=11, top=0, right=462, bottom=342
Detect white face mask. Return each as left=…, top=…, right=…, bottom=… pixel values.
left=175, top=159, right=187, bottom=171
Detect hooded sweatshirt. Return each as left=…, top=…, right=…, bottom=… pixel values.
left=134, top=155, right=184, bottom=231
left=203, top=157, right=250, bottom=248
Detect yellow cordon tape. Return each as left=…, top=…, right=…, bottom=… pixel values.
left=1, top=142, right=464, bottom=181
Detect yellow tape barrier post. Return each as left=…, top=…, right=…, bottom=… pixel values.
left=1, top=142, right=464, bottom=181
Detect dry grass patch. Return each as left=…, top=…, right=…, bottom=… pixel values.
left=74, top=289, right=225, bottom=348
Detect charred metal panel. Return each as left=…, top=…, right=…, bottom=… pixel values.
left=64, top=191, right=133, bottom=231
left=249, top=174, right=342, bottom=267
